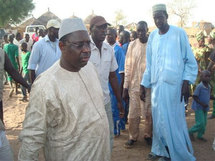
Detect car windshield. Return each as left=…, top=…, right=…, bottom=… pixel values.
left=27, top=26, right=45, bottom=32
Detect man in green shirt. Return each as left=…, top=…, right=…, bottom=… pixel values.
left=20, top=42, right=31, bottom=101
left=3, top=34, right=20, bottom=97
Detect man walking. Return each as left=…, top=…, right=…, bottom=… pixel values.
left=89, top=16, right=124, bottom=150
left=28, top=19, right=61, bottom=83
left=140, top=4, right=197, bottom=161
left=4, top=34, right=20, bottom=96
left=123, top=21, right=152, bottom=148
left=19, top=18, right=110, bottom=161
left=106, top=27, right=126, bottom=136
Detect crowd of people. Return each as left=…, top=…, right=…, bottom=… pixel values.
left=0, top=3, right=215, bottom=161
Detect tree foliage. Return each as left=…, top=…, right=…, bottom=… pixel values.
left=168, top=0, right=196, bottom=27
left=0, top=0, right=35, bottom=27
left=113, top=10, right=127, bottom=26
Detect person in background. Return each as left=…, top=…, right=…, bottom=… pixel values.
left=189, top=70, right=214, bottom=142
left=130, top=31, right=137, bottom=41
left=140, top=4, right=197, bottom=161
left=3, top=34, right=20, bottom=96
left=20, top=42, right=31, bottom=101
left=123, top=21, right=152, bottom=148
left=32, top=27, right=39, bottom=43
left=119, top=31, right=130, bottom=55
left=89, top=15, right=125, bottom=151
left=117, top=25, right=124, bottom=46
left=206, top=30, right=215, bottom=151
left=206, top=29, right=215, bottom=119
left=192, top=31, right=210, bottom=72
left=28, top=19, right=61, bottom=83
left=119, top=30, right=131, bottom=123
left=2, top=34, right=9, bottom=48
left=106, top=27, right=126, bottom=136
left=2, top=34, right=9, bottom=85
left=38, top=29, right=45, bottom=40
left=18, top=18, right=110, bottom=161
left=13, top=32, right=22, bottom=47
left=206, top=29, right=215, bottom=51
left=19, top=33, right=33, bottom=52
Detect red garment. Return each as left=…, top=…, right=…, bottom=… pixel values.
left=32, top=33, right=39, bottom=42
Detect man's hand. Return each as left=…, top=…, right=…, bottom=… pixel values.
left=122, top=88, right=129, bottom=103
left=181, top=80, right=190, bottom=103
left=140, top=85, right=146, bottom=102
left=117, top=102, right=125, bottom=118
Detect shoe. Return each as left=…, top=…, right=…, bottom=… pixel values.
left=208, top=115, right=215, bottom=119
left=19, top=96, right=28, bottom=102
left=121, top=129, right=126, bottom=132
left=145, top=137, right=152, bottom=145
left=189, top=132, right=195, bottom=141
left=15, top=91, right=21, bottom=95
left=124, top=139, right=137, bottom=148
left=146, top=152, right=160, bottom=160
left=158, top=157, right=171, bottom=161
left=197, top=137, right=207, bottom=142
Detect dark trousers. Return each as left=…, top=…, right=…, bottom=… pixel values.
left=21, top=73, right=30, bottom=97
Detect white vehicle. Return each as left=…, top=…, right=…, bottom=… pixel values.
left=24, top=25, right=45, bottom=38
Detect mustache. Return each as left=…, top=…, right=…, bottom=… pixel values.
left=80, top=52, right=91, bottom=57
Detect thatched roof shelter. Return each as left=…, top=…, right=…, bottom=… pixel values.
left=17, top=10, right=61, bottom=34
left=84, top=11, right=96, bottom=30
left=70, top=13, right=79, bottom=19
left=18, top=17, right=36, bottom=29
left=32, top=10, right=61, bottom=26
left=84, top=11, right=96, bottom=25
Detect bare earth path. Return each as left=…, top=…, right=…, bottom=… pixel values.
left=2, top=85, right=215, bottom=161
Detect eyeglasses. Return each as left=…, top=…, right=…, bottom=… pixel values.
left=66, top=41, right=91, bottom=49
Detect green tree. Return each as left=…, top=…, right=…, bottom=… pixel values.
left=0, top=0, right=35, bottom=27
left=168, top=0, right=196, bottom=27
left=113, top=10, right=127, bottom=26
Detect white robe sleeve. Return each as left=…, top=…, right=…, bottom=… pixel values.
left=141, top=35, right=152, bottom=88
left=181, top=30, right=198, bottom=84
left=18, top=83, right=47, bottom=161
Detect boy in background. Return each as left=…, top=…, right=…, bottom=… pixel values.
left=189, top=70, right=214, bottom=142
left=20, top=42, right=31, bottom=101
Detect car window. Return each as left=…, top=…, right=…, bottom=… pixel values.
left=27, top=27, right=35, bottom=32
left=26, top=26, right=45, bottom=33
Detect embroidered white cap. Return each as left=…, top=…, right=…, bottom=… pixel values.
left=152, top=4, right=167, bottom=14
left=58, top=18, right=87, bottom=40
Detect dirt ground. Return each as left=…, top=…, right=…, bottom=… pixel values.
left=2, top=85, right=215, bottom=161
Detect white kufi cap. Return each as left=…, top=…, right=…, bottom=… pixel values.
left=58, top=18, right=87, bottom=40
